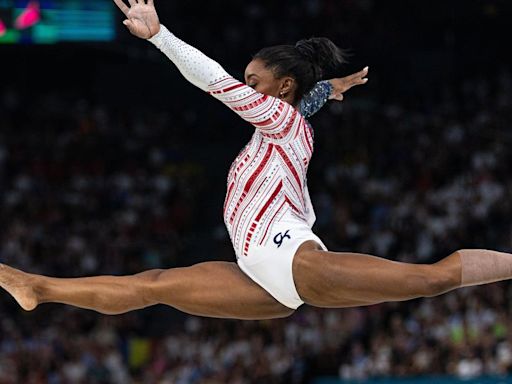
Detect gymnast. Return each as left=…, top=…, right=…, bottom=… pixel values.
left=2, top=0, right=511, bottom=320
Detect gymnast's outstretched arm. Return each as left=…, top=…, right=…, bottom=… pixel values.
left=147, top=24, right=305, bottom=142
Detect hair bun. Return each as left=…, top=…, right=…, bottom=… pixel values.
left=294, top=41, right=318, bottom=65
left=295, top=37, right=348, bottom=79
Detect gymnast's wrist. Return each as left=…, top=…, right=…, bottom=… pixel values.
left=148, top=24, right=166, bottom=42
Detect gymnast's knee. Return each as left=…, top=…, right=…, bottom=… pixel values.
left=414, top=265, right=459, bottom=297
left=136, top=269, right=173, bottom=303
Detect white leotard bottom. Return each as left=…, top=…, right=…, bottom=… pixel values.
left=237, top=210, right=327, bottom=309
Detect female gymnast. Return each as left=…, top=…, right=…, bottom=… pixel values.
left=2, top=0, right=512, bottom=320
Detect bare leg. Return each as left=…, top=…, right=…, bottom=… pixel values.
left=0, top=262, right=294, bottom=320
left=293, top=241, right=464, bottom=308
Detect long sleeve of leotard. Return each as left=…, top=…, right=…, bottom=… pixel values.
left=299, top=80, right=333, bottom=118
left=149, top=25, right=302, bottom=142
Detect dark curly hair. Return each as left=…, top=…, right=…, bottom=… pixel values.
left=254, top=37, right=348, bottom=103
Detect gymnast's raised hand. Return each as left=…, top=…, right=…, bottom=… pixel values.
left=114, top=0, right=160, bottom=39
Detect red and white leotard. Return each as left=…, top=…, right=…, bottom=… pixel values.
left=150, top=25, right=317, bottom=259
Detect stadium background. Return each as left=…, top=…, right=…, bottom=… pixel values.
left=1, top=0, right=512, bottom=383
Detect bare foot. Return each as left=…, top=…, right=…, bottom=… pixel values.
left=0, top=263, right=39, bottom=311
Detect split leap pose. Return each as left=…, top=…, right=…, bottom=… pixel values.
left=2, top=0, right=512, bottom=320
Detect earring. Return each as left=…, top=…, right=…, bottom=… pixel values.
left=279, top=91, right=285, bottom=98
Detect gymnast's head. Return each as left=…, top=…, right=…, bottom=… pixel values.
left=245, top=38, right=347, bottom=106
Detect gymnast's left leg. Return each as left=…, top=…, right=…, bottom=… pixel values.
left=0, top=262, right=294, bottom=320
left=293, top=241, right=512, bottom=308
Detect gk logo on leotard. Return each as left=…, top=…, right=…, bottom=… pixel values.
left=274, top=230, right=291, bottom=248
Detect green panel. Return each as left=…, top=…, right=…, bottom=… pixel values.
left=0, top=28, right=19, bottom=44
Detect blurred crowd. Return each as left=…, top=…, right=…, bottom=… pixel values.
left=2, top=0, right=512, bottom=383
left=1, top=68, right=511, bottom=383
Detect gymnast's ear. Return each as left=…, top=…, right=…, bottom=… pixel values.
left=278, top=77, right=296, bottom=100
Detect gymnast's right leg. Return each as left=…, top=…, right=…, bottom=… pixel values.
left=293, top=242, right=512, bottom=308
left=0, top=262, right=294, bottom=320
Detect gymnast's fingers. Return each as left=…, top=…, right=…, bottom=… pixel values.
left=348, top=66, right=369, bottom=81
left=113, top=0, right=130, bottom=16
left=344, top=69, right=369, bottom=89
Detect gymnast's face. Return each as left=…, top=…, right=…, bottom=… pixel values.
left=244, top=59, right=297, bottom=105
